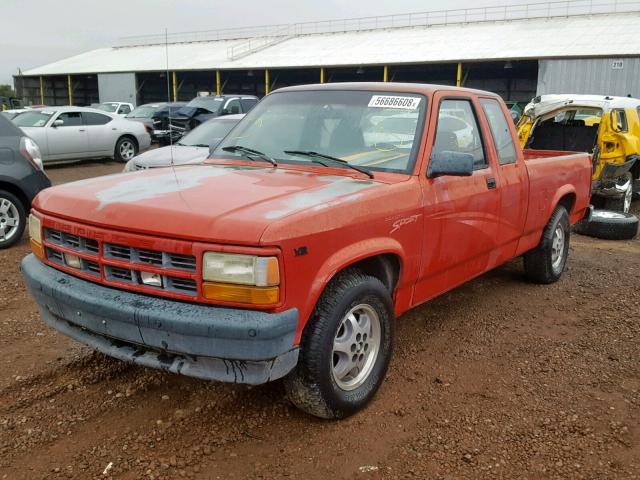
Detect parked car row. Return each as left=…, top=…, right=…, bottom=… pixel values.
left=12, top=106, right=151, bottom=164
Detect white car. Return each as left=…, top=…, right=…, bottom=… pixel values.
left=94, top=102, right=134, bottom=116
left=13, top=106, right=151, bottom=164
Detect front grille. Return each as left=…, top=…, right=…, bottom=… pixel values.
left=43, top=228, right=198, bottom=297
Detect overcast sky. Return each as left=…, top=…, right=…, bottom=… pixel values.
left=1, top=0, right=514, bottom=85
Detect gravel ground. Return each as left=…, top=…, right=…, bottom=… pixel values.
left=0, top=160, right=639, bottom=480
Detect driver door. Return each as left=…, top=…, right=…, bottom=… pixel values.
left=414, top=93, right=501, bottom=303
left=47, top=111, right=89, bottom=160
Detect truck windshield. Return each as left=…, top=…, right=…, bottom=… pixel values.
left=214, top=90, right=426, bottom=173
left=126, top=105, right=157, bottom=118
left=96, top=103, right=119, bottom=113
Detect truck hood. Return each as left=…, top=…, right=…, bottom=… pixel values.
left=133, top=145, right=209, bottom=168
left=33, top=164, right=382, bottom=244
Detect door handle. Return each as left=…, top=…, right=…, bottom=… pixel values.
left=486, top=177, right=497, bottom=190
left=78, top=129, right=85, bottom=132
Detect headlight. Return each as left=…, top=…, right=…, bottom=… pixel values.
left=123, top=160, right=136, bottom=172
left=28, top=214, right=42, bottom=244
left=202, top=252, right=279, bottom=286
left=29, top=214, right=44, bottom=259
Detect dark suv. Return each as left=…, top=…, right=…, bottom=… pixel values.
left=169, top=95, right=258, bottom=140
left=0, top=114, right=51, bottom=248
left=125, top=102, right=186, bottom=144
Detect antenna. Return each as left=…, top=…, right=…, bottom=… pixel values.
left=165, top=27, right=175, bottom=168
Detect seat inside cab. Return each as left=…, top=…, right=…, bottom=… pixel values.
left=527, top=108, right=601, bottom=153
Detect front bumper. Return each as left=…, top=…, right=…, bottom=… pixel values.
left=21, top=255, right=299, bottom=384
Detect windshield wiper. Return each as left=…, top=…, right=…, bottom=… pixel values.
left=284, top=150, right=374, bottom=179
left=222, top=145, right=278, bottom=166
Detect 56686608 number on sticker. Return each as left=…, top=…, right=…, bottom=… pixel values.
left=368, top=95, right=421, bottom=110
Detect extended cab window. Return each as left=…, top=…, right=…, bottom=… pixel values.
left=57, top=112, right=83, bottom=127
left=433, top=99, right=486, bottom=169
left=613, top=109, right=628, bottom=132
left=481, top=98, right=517, bottom=165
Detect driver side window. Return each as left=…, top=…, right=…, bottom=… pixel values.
left=56, top=112, right=83, bottom=127
left=433, top=99, right=486, bottom=170
left=225, top=99, right=241, bottom=115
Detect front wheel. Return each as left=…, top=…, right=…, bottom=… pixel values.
left=523, top=205, right=570, bottom=284
left=114, top=137, right=138, bottom=163
left=284, top=270, right=394, bottom=419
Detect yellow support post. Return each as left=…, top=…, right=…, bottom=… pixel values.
left=172, top=72, right=177, bottom=102
left=456, top=63, right=462, bottom=87
left=383, top=65, right=389, bottom=82
left=216, top=69, right=221, bottom=96
left=67, top=75, right=73, bottom=105
left=265, top=68, right=270, bottom=95
left=320, top=67, right=325, bottom=84
left=39, top=76, right=44, bottom=105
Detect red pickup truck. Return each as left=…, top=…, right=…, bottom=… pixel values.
left=22, top=83, right=592, bottom=419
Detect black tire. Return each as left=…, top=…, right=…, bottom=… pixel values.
left=602, top=174, right=633, bottom=213
left=284, top=269, right=394, bottom=419
left=0, top=189, right=27, bottom=249
left=573, top=210, right=638, bottom=240
left=114, top=136, right=138, bottom=163
left=523, top=205, right=570, bottom=284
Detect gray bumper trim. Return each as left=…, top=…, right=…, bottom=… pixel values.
left=21, top=254, right=299, bottom=384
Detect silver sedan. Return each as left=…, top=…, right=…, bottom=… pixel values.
left=13, top=106, right=151, bottom=164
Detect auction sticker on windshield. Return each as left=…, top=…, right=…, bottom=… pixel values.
left=368, top=95, right=421, bottom=110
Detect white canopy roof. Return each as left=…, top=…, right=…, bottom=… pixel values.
left=22, top=12, right=640, bottom=76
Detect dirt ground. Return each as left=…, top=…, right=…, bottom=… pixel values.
left=1, top=160, right=639, bottom=480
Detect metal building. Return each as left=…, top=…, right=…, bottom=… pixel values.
left=14, top=0, right=640, bottom=107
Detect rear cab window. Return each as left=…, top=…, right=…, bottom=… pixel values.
left=480, top=98, right=517, bottom=165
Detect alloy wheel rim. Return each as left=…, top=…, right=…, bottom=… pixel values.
left=0, top=198, right=20, bottom=242
left=551, top=224, right=565, bottom=270
left=120, top=141, right=135, bottom=160
left=331, top=304, right=381, bottom=391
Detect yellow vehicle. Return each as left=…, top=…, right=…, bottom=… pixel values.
left=517, top=94, right=640, bottom=213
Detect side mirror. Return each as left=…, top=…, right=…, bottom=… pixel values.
left=52, top=119, right=64, bottom=128
left=427, top=151, right=474, bottom=178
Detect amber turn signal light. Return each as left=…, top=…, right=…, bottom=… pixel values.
left=202, top=282, right=279, bottom=305
left=30, top=239, right=45, bottom=259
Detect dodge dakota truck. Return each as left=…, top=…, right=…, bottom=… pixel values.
left=22, top=83, right=592, bottom=419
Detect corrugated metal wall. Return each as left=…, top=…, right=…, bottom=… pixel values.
left=97, top=73, right=137, bottom=106
left=537, top=58, right=640, bottom=97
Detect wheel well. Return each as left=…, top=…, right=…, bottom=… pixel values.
left=344, top=254, right=401, bottom=294
left=118, top=135, right=138, bottom=150
left=0, top=181, right=29, bottom=211
left=557, top=193, right=576, bottom=215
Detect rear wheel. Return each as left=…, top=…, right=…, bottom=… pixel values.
left=114, top=137, right=138, bottom=163
left=523, top=205, right=570, bottom=284
left=284, top=269, right=394, bottom=419
left=0, top=190, right=26, bottom=249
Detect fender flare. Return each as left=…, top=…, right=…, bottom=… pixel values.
left=297, top=237, right=407, bottom=337
left=549, top=184, right=577, bottom=218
